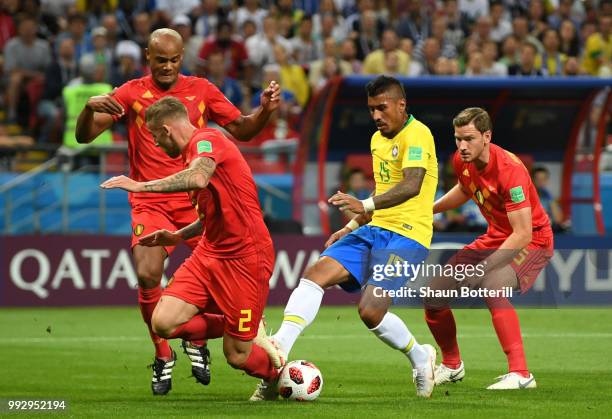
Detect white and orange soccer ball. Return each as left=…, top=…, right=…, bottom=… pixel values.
left=277, top=360, right=323, bottom=401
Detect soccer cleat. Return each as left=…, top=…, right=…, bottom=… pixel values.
left=434, top=361, right=465, bottom=385
left=249, top=379, right=279, bottom=401
left=182, top=340, right=211, bottom=386
left=253, top=318, right=286, bottom=369
left=150, top=350, right=177, bottom=395
left=486, top=372, right=537, bottom=390
left=412, top=344, right=437, bottom=398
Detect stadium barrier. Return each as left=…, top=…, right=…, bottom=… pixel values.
left=1, top=233, right=610, bottom=307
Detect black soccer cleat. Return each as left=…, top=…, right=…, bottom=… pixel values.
left=150, top=350, right=177, bottom=396
left=182, top=340, right=211, bottom=385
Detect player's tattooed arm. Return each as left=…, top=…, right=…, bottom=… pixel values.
left=176, top=219, right=204, bottom=240
left=372, top=167, right=426, bottom=209
left=143, top=157, right=217, bottom=193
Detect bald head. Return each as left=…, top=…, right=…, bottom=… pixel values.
left=147, top=28, right=184, bottom=90
left=148, top=28, right=183, bottom=50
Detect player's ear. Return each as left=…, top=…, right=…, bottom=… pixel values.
left=162, top=124, right=171, bottom=137
left=399, top=98, right=406, bottom=112
left=483, top=130, right=492, bottom=144
left=145, top=48, right=150, bottom=62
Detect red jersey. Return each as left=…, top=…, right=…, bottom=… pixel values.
left=112, top=74, right=241, bottom=205
left=183, top=127, right=273, bottom=257
left=453, top=144, right=551, bottom=239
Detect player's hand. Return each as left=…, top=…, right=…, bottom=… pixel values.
left=139, top=229, right=182, bottom=247
left=260, top=80, right=281, bottom=113
left=86, top=91, right=125, bottom=116
left=328, top=191, right=365, bottom=214
left=100, top=175, right=144, bottom=192
left=324, top=227, right=351, bottom=248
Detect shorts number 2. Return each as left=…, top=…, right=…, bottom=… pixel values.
left=238, top=309, right=252, bottom=332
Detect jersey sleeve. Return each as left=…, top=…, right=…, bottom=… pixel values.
left=200, top=79, right=241, bottom=127
left=500, top=164, right=532, bottom=213
left=188, top=131, right=226, bottom=166
left=110, top=82, right=131, bottom=122
left=401, top=127, right=434, bottom=170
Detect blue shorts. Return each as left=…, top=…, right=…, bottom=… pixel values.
left=321, top=225, right=429, bottom=294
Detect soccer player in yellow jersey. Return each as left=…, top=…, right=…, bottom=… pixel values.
left=251, top=76, right=439, bottom=401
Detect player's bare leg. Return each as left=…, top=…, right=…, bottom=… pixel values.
left=360, top=285, right=436, bottom=398
left=479, top=266, right=536, bottom=389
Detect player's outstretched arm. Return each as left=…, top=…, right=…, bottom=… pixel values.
left=433, top=183, right=471, bottom=214
left=138, top=220, right=203, bottom=247
left=329, top=168, right=425, bottom=214
left=223, top=81, right=281, bottom=141
left=324, top=213, right=370, bottom=248
left=75, top=93, right=124, bottom=143
left=482, top=206, right=533, bottom=272
left=100, top=157, right=216, bottom=193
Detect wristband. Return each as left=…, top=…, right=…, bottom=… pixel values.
left=345, top=219, right=360, bottom=231
left=361, top=197, right=375, bottom=213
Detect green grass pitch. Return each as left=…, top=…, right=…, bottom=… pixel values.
left=0, top=307, right=610, bottom=418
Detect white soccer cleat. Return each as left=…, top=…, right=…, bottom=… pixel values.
left=434, top=361, right=465, bottom=385
left=486, top=372, right=537, bottom=390
left=253, top=317, right=286, bottom=369
left=249, top=379, right=279, bottom=401
left=412, top=344, right=437, bottom=398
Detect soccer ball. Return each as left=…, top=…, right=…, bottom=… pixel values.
left=277, top=360, right=323, bottom=401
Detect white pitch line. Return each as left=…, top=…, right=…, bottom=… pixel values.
left=0, top=332, right=611, bottom=344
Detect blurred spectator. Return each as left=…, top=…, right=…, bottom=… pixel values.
left=490, top=1, right=512, bottom=43
left=273, top=43, right=309, bottom=108
left=241, top=19, right=258, bottom=41
left=351, top=10, right=380, bottom=60
left=559, top=19, right=581, bottom=58
left=192, top=0, right=221, bottom=38
left=314, top=12, right=348, bottom=56
left=482, top=40, right=508, bottom=76
left=340, top=38, right=363, bottom=73
left=199, top=20, right=248, bottom=79
left=314, top=56, right=342, bottom=91
left=101, top=13, right=122, bottom=50
left=527, top=0, right=548, bottom=41
left=509, top=41, right=544, bottom=76
left=458, top=0, right=489, bottom=23
left=312, top=0, right=346, bottom=42
left=512, top=15, right=543, bottom=53
left=532, top=166, right=567, bottom=231
left=78, top=0, right=116, bottom=30
left=37, top=37, right=78, bottom=143
left=581, top=14, right=612, bottom=76
left=290, top=15, right=317, bottom=66
left=413, top=15, right=457, bottom=64
left=536, top=29, right=567, bottom=76
left=110, top=40, right=143, bottom=87
left=464, top=50, right=485, bottom=76
left=154, top=0, right=199, bottom=22
left=62, top=54, right=112, bottom=149
left=562, top=56, right=580, bottom=75
left=416, top=37, right=441, bottom=75
left=443, top=0, right=469, bottom=38
left=346, top=0, right=384, bottom=39
left=4, top=14, right=51, bottom=126
left=132, top=11, right=152, bottom=50
left=395, top=0, right=430, bottom=44
left=272, top=0, right=303, bottom=30
left=548, top=0, right=582, bottom=31
left=0, top=1, right=16, bottom=52
left=499, top=34, right=519, bottom=67
left=56, top=13, right=92, bottom=61
left=363, top=29, right=410, bottom=75
left=205, top=51, right=244, bottom=110
left=172, top=14, right=204, bottom=75
left=309, top=37, right=352, bottom=90
left=579, top=20, right=597, bottom=46
left=470, top=15, right=493, bottom=44
left=433, top=56, right=460, bottom=75
left=229, top=0, right=267, bottom=35
left=344, top=168, right=371, bottom=199
left=277, top=12, right=297, bottom=40
left=246, top=15, right=292, bottom=66
left=90, top=26, right=112, bottom=81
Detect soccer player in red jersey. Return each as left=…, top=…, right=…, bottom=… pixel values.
left=426, top=107, right=554, bottom=390
left=75, top=28, right=280, bottom=395
left=100, top=96, right=281, bottom=399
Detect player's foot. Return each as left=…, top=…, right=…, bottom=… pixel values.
left=486, top=372, right=537, bottom=390
left=182, top=340, right=211, bottom=385
left=412, top=344, right=436, bottom=398
left=434, top=361, right=465, bottom=385
left=253, top=317, right=286, bottom=369
left=150, top=350, right=176, bottom=396
left=249, top=379, right=279, bottom=401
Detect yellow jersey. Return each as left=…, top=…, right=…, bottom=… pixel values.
left=369, top=115, right=438, bottom=248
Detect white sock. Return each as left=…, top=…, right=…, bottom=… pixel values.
left=272, top=278, right=324, bottom=356
left=369, top=312, right=429, bottom=368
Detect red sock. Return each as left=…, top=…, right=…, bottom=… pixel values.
left=425, top=308, right=462, bottom=369
left=138, top=286, right=172, bottom=360
left=240, top=344, right=279, bottom=381
left=168, top=313, right=225, bottom=341
left=486, top=298, right=529, bottom=377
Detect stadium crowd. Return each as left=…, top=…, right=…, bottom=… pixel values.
left=0, top=0, right=610, bottom=142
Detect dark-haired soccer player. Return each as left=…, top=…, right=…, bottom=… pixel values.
left=101, top=96, right=282, bottom=399
left=426, top=107, right=553, bottom=390
left=76, top=28, right=280, bottom=395
left=255, top=75, right=439, bottom=400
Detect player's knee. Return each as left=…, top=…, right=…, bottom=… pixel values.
left=151, top=314, right=176, bottom=338
left=358, top=303, right=385, bottom=329
left=136, top=265, right=162, bottom=288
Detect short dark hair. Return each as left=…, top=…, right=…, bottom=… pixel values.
left=365, top=75, right=406, bottom=99
left=453, top=107, right=492, bottom=133
left=532, top=166, right=550, bottom=176
left=145, top=96, right=188, bottom=128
